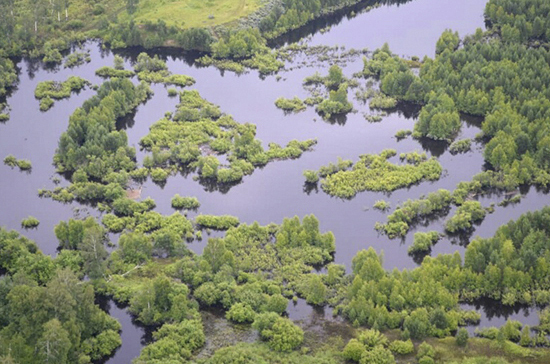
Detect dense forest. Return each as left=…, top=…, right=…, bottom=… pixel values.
left=2, top=0, right=550, bottom=363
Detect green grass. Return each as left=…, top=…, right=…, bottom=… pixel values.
left=129, top=0, right=262, bottom=28
left=427, top=337, right=550, bottom=364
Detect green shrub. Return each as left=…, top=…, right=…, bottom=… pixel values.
left=370, top=93, right=397, bottom=109
left=303, top=170, right=319, bottom=184
left=171, top=195, right=200, bottom=210
left=3, top=154, right=17, bottom=167
left=456, top=328, right=469, bottom=347
left=445, top=201, right=486, bottom=233
left=274, top=97, right=306, bottom=112
left=39, top=97, right=54, bottom=111
left=373, top=200, right=390, bottom=211
left=449, top=138, right=472, bottom=154
left=150, top=168, right=170, bottom=183
left=395, top=129, right=412, bottom=139
left=414, top=92, right=461, bottom=141
left=408, top=231, right=440, bottom=254
left=226, top=303, right=256, bottom=323
left=389, top=339, right=414, bottom=355
left=21, top=216, right=40, bottom=229
left=195, top=215, right=239, bottom=230
left=320, top=150, right=442, bottom=198
left=17, top=159, right=32, bottom=170
left=316, top=83, right=353, bottom=119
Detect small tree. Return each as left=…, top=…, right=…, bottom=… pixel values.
left=456, top=328, right=469, bottom=347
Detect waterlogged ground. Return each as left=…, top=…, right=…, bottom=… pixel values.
left=3, top=0, right=547, bottom=361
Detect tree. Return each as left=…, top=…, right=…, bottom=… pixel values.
left=414, top=92, right=460, bottom=141
left=119, top=232, right=152, bottom=264
left=79, top=225, right=108, bottom=279
left=326, top=64, right=344, bottom=89
left=37, top=319, right=71, bottom=364
left=456, top=328, right=469, bottom=347
left=268, top=318, right=304, bottom=352
left=343, top=339, right=366, bottom=362
left=303, top=275, right=326, bottom=305
left=436, top=29, right=460, bottom=55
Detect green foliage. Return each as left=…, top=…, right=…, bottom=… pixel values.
left=320, top=150, right=442, bottom=198
left=3, top=155, right=16, bottom=167
left=302, top=274, right=326, bottom=305
left=171, top=195, right=200, bottom=210
left=141, top=90, right=315, bottom=186
left=275, top=97, right=306, bottom=112
left=64, top=51, right=91, bottom=68
left=254, top=314, right=304, bottom=352
left=303, top=170, right=320, bottom=184
left=414, top=92, right=461, bottom=141
left=450, top=139, right=472, bottom=154
left=35, top=76, right=89, bottom=103
left=445, top=201, right=486, bottom=233
left=227, top=303, right=257, bottom=323
left=195, top=215, right=240, bottom=230
left=135, top=319, right=205, bottom=363
left=373, top=200, right=390, bottom=211
left=212, top=28, right=267, bottom=59
left=242, top=51, right=284, bottom=74
left=16, top=159, right=32, bottom=170
left=417, top=342, right=435, bottom=360
left=0, top=229, right=121, bottom=363
left=39, top=97, right=54, bottom=111
left=389, top=339, right=414, bottom=355
left=370, top=93, right=397, bottom=109
left=456, top=328, right=469, bottom=347
left=395, top=129, right=412, bottom=139
left=119, top=232, right=153, bottom=265
left=316, top=83, right=353, bottom=119
left=0, top=57, right=16, bottom=97
left=378, top=189, right=452, bottom=238
left=4, top=155, right=32, bottom=171
left=53, top=78, right=151, bottom=203
left=343, top=338, right=367, bottom=362
left=408, top=231, right=440, bottom=254
left=436, top=29, right=460, bottom=55
left=325, top=64, right=345, bottom=90
left=21, top=216, right=40, bottom=229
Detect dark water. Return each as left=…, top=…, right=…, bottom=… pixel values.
left=3, top=0, right=547, bottom=361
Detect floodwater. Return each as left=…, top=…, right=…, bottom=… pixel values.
left=3, top=0, right=544, bottom=361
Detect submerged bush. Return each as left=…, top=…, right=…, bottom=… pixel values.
left=274, top=97, right=306, bottom=112
left=378, top=189, right=452, bottom=238
left=320, top=150, right=442, bottom=198
left=370, top=93, right=397, bottom=109
left=303, top=170, right=320, bottom=184
left=449, top=138, right=472, bottom=154
left=408, top=231, right=440, bottom=254
left=373, top=200, right=391, bottom=211
left=21, top=216, right=40, bottom=229
left=171, top=195, right=200, bottom=210
left=16, top=160, right=32, bottom=170
left=395, top=129, right=412, bottom=139
left=316, top=83, right=353, bottom=119
left=195, top=215, right=240, bottom=230
left=445, top=201, right=486, bottom=233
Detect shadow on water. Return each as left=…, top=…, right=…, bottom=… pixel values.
left=269, top=0, right=416, bottom=48
left=4, top=0, right=543, bottom=360
left=95, top=296, right=155, bottom=364
left=462, top=298, right=542, bottom=335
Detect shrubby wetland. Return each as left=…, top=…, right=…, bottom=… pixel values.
left=3, top=0, right=550, bottom=363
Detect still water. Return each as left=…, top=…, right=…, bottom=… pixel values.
left=2, top=0, right=543, bottom=361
